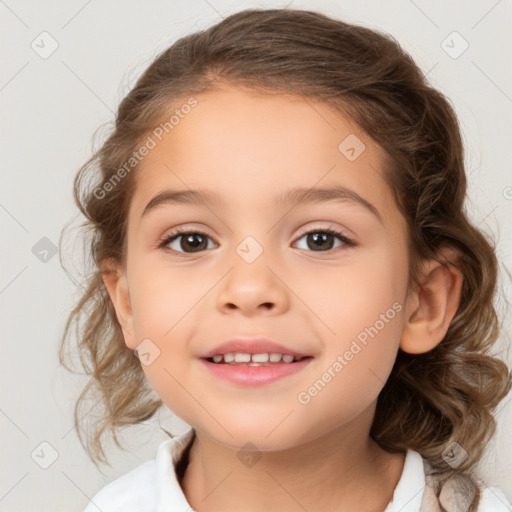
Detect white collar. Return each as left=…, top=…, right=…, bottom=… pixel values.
left=383, top=447, right=426, bottom=511
left=154, top=429, right=426, bottom=511
left=155, top=429, right=197, bottom=511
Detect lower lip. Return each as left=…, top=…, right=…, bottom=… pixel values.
left=199, top=358, right=313, bottom=386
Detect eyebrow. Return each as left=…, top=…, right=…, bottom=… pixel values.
left=140, top=185, right=383, bottom=224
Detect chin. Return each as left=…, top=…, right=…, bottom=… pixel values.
left=196, top=421, right=310, bottom=452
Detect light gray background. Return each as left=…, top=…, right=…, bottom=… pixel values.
left=1, top=0, right=511, bottom=510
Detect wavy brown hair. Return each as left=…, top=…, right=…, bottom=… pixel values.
left=59, top=7, right=511, bottom=486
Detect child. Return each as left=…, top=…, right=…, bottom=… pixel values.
left=60, top=7, right=512, bottom=512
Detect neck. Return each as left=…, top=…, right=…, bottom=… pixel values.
left=180, top=407, right=405, bottom=512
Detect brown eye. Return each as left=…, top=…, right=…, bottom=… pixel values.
left=293, top=228, right=354, bottom=252
left=159, top=229, right=215, bottom=253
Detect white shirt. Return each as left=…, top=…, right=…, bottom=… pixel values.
left=84, top=429, right=511, bottom=512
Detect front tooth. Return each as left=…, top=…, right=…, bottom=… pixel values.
left=251, top=353, right=269, bottom=363
left=269, top=353, right=283, bottom=362
left=224, top=353, right=235, bottom=363
left=234, top=353, right=251, bottom=363
left=282, top=354, right=294, bottom=363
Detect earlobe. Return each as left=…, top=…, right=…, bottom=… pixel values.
left=400, top=248, right=463, bottom=355
left=100, top=259, right=137, bottom=349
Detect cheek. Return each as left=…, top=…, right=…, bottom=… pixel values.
left=303, top=245, right=406, bottom=338
left=302, top=245, right=406, bottom=385
left=126, top=263, right=209, bottom=403
left=128, top=262, right=209, bottom=339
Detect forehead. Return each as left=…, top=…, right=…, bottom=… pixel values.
left=129, top=84, right=398, bottom=226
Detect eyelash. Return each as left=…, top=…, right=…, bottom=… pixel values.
left=157, top=225, right=355, bottom=256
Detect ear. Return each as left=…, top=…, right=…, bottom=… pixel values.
left=400, top=247, right=463, bottom=354
left=100, top=258, right=137, bottom=350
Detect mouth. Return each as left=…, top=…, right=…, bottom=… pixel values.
left=199, top=351, right=314, bottom=386
left=203, top=352, right=313, bottom=366
left=198, top=338, right=314, bottom=385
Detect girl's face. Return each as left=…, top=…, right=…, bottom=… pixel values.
left=116, top=83, right=412, bottom=450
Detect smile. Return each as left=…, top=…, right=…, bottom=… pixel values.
left=207, top=352, right=308, bottom=365
left=200, top=354, right=313, bottom=386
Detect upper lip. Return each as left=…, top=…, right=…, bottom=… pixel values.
left=199, top=338, right=312, bottom=359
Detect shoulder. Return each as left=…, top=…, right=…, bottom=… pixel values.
left=83, top=458, right=158, bottom=512
left=83, top=429, right=196, bottom=512
left=421, top=456, right=512, bottom=512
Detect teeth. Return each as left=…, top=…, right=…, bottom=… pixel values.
left=234, top=353, right=251, bottom=363
left=252, top=353, right=269, bottom=363
left=209, top=352, right=302, bottom=365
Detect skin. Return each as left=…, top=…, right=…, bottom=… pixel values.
left=103, top=83, right=463, bottom=511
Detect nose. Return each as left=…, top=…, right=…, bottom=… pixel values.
left=216, top=254, right=290, bottom=317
